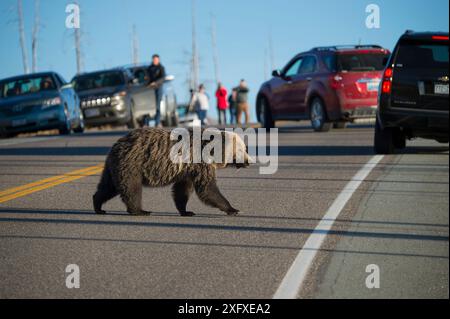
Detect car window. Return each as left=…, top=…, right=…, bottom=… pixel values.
left=298, top=56, right=317, bottom=74
left=322, top=55, right=337, bottom=72
left=395, top=41, right=449, bottom=69
left=0, top=75, right=56, bottom=98
left=337, top=53, right=387, bottom=72
left=72, top=71, right=125, bottom=91
left=284, top=58, right=303, bottom=77
left=133, top=69, right=147, bottom=84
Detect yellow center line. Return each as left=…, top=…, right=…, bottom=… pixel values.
left=0, top=165, right=104, bottom=204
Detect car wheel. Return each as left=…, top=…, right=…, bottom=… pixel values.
left=73, top=113, right=85, bottom=133
left=258, top=96, right=275, bottom=130
left=393, top=130, right=406, bottom=149
left=171, top=112, right=179, bottom=127
left=310, top=98, right=331, bottom=132
left=374, top=117, right=395, bottom=154
left=127, top=103, right=139, bottom=129
left=59, top=106, right=72, bottom=135
left=333, top=122, right=347, bottom=129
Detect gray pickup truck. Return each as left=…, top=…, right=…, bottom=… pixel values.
left=126, top=64, right=178, bottom=127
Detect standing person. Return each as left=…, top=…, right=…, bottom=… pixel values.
left=189, top=84, right=210, bottom=126
left=147, top=54, right=166, bottom=127
left=236, top=79, right=250, bottom=127
left=215, top=82, right=228, bottom=125
left=228, top=88, right=237, bottom=125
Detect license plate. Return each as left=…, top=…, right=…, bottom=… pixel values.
left=84, top=108, right=100, bottom=118
left=367, top=81, right=380, bottom=92
left=434, top=84, right=449, bottom=95
left=12, top=118, right=27, bottom=127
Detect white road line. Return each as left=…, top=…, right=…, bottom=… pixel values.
left=273, top=154, right=384, bottom=299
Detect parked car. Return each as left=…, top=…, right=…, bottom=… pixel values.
left=257, top=45, right=390, bottom=131
left=176, top=103, right=201, bottom=127
left=71, top=68, right=138, bottom=128
left=375, top=31, right=449, bottom=154
left=0, top=72, right=84, bottom=138
left=126, top=64, right=179, bottom=127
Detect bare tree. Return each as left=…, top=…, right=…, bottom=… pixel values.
left=131, top=24, right=139, bottom=66
left=210, top=13, right=220, bottom=85
left=17, top=0, right=29, bottom=74
left=31, top=0, right=40, bottom=73
left=191, top=0, right=199, bottom=91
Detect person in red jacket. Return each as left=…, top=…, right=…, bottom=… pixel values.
left=215, top=82, right=228, bottom=125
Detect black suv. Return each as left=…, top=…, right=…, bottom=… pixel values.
left=72, top=68, right=139, bottom=128
left=375, top=31, right=449, bottom=154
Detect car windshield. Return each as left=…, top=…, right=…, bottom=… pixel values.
left=0, top=75, right=56, bottom=98
left=73, top=71, right=125, bottom=91
left=337, top=53, right=388, bottom=72
left=395, top=41, right=449, bottom=69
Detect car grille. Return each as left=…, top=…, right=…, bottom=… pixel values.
left=81, top=96, right=112, bottom=108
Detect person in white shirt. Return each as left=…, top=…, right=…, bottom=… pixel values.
left=190, top=84, right=210, bottom=125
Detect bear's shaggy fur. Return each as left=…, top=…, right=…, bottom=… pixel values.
left=93, top=127, right=251, bottom=216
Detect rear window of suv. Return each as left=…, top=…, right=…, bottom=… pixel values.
left=336, top=53, right=388, bottom=72
left=395, top=40, right=449, bottom=69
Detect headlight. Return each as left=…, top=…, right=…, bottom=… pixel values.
left=42, top=97, right=62, bottom=109
left=114, top=91, right=127, bottom=98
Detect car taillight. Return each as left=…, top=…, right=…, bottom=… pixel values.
left=432, top=35, right=449, bottom=41
left=381, top=67, right=393, bottom=94
left=330, top=75, right=343, bottom=90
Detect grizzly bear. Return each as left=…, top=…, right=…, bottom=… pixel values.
left=93, top=128, right=251, bottom=216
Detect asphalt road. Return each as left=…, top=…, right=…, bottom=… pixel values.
left=0, top=124, right=448, bottom=299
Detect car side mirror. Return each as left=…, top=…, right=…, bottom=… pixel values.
left=272, top=70, right=281, bottom=77
left=382, top=56, right=389, bottom=67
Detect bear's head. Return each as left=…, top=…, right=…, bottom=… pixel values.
left=216, top=131, right=254, bottom=169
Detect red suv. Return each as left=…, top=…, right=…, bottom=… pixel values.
left=256, top=45, right=390, bottom=131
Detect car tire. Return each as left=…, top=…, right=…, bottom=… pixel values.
left=258, top=96, right=275, bottom=130
left=374, top=117, right=395, bottom=154
left=393, top=130, right=406, bottom=149
left=73, top=113, right=85, bottom=133
left=127, top=103, right=139, bottom=129
left=310, top=98, right=332, bottom=132
left=171, top=112, right=179, bottom=127
left=333, top=122, right=347, bottom=129
left=59, top=106, right=72, bottom=135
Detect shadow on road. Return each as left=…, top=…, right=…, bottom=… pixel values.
left=0, top=215, right=447, bottom=242
left=0, top=233, right=447, bottom=259
left=1, top=207, right=447, bottom=228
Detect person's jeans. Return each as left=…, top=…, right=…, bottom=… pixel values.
left=228, top=106, right=236, bottom=125
left=154, top=88, right=162, bottom=126
left=218, top=109, right=227, bottom=125
left=196, top=110, right=207, bottom=125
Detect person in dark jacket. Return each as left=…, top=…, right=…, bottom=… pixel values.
left=147, top=54, right=166, bottom=127
left=228, top=88, right=237, bottom=125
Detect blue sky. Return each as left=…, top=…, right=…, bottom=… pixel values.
left=0, top=0, right=449, bottom=119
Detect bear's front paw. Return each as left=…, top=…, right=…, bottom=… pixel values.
left=226, top=208, right=239, bottom=216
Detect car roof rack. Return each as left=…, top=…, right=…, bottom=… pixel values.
left=311, top=45, right=384, bottom=51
